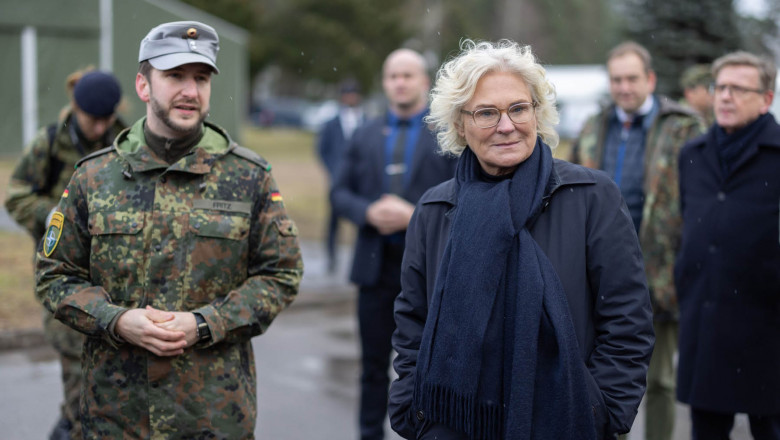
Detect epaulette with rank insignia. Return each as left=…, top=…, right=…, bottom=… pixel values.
left=229, top=145, right=271, bottom=171
left=75, top=146, right=117, bottom=169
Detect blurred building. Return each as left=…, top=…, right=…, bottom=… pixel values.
left=545, top=64, right=609, bottom=140
left=0, top=0, right=248, bottom=156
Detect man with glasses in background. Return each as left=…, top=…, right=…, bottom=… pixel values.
left=570, top=41, right=703, bottom=440
left=676, top=51, right=780, bottom=440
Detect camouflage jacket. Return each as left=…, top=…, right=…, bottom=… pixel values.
left=36, top=118, right=303, bottom=439
left=5, top=110, right=125, bottom=242
left=570, top=96, right=704, bottom=320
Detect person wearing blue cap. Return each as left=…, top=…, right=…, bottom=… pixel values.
left=36, top=20, right=302, bottom=438
left=5, top=67, right=125, bottom=440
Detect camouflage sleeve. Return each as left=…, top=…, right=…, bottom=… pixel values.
left=194, top=170, right=303, bottom=345
left=36, top=166, right=127, bottom=341
left=569, top=114, right=598, bottom=165
left=4, top=129, right=58, bottom=240
left=641, top=115, right=705, bottom=317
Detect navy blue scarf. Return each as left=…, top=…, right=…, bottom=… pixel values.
left=714, top=112, right=771, bottom=177
left=413, top=139, right=595, bottom=439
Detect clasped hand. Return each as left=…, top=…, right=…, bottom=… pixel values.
left=115, top=306, right=198, bottom=356
left=365, top=194, right=415, bottom=235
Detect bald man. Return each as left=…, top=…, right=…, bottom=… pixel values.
left=331, top=49, right=456, bottom=440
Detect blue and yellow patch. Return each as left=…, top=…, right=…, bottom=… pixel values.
left=43, top=212, right=65, bottom=257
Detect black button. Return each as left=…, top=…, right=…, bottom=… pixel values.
left=160, top=176, right=167, bottom=184
left=717, top=192, right=726, bottom=201
left=150, top=382, right=159, bottom=388
left=416, top=410, right=425, bottom=421
left=154, top=244, right=162, bottom=252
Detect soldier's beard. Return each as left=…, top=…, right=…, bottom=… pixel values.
left=150, top=95, right=208, bottom=136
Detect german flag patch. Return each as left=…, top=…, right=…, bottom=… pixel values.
left=271, top=192, right=283, bottom=202
left=43, top=212, right=65, bottom=257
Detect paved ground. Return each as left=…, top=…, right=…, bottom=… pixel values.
left=0, top=233, right=756, bottom=439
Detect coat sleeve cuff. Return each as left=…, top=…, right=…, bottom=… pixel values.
left=192, top=305, right=222, bottom=347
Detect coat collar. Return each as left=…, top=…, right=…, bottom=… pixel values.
left=422, top=158, right=597, bottom=208
left=686, top=114, right=780, bottom=179
left=689, top=113, right=780, bottom=150
left=113, top=118, right=233, bottom=174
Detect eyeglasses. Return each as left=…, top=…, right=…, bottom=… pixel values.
left=460, top=102, right=537, bottom=128
left=709, top=83, right=765, bottom=97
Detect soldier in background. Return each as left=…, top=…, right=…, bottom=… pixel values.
left=680, top=64, right=715, bottom=127
left=570, top=41, right=704, bottom=440
left=5, top=68, right=124, bottom=440
left=36, top=20, right=303, bottom=438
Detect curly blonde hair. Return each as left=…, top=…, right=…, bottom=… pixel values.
left=427, top=39, right=559, bottom=156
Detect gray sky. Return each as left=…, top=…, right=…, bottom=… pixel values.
left=736, top=0, right=768, bottom=17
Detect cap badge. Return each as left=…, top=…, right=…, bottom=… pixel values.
left=185, top=27, right=199, bottom=39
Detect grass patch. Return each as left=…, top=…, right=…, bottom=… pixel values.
left=0, top=231, right=38, bottom=330
left=241, top=126, right=334, bottom=241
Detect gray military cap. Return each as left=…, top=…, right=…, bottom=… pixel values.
left=139, top=21, right=220, bottom=74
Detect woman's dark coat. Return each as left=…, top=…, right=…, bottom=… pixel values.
left=675, top=117, right=780, bottom=415
left=389, top=159, right=655, bottom=439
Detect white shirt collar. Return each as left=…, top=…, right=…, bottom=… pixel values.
left=616, top=95, right=655, bottom=123
left=339, top=107, right=363, bottom=140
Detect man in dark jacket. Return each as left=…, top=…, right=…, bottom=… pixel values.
left=676, top=50, right=780, bottom=439
left=330, top=48, right=456, bottom=440
left=316, top=79, right=364, bottom=272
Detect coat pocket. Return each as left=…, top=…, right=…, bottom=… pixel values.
left=583, top=366, right=608, bottom=439
left=88, top=211, right=145, bottom=303
left=185, top=211, right=250, bottom=305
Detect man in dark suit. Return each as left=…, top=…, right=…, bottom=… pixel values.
left=331, top=48, right=456, bottom=440
left=317, top=80, right=364, bottom=273
left=676, top=51, right=780, bottom=439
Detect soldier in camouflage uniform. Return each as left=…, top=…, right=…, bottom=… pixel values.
left=36, top=21, right=303, bottom=439
left=5, top=69, right=124, bottom=440
left=570, top=42, right=704, bottom=440
left=680, top=64, right=715, bottom=128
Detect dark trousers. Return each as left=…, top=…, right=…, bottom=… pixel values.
left=324, top=208, right=339, bottom=272
left=692, top=407, right=780, bottom=440
left=358, top=243, right=404, bottom=440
